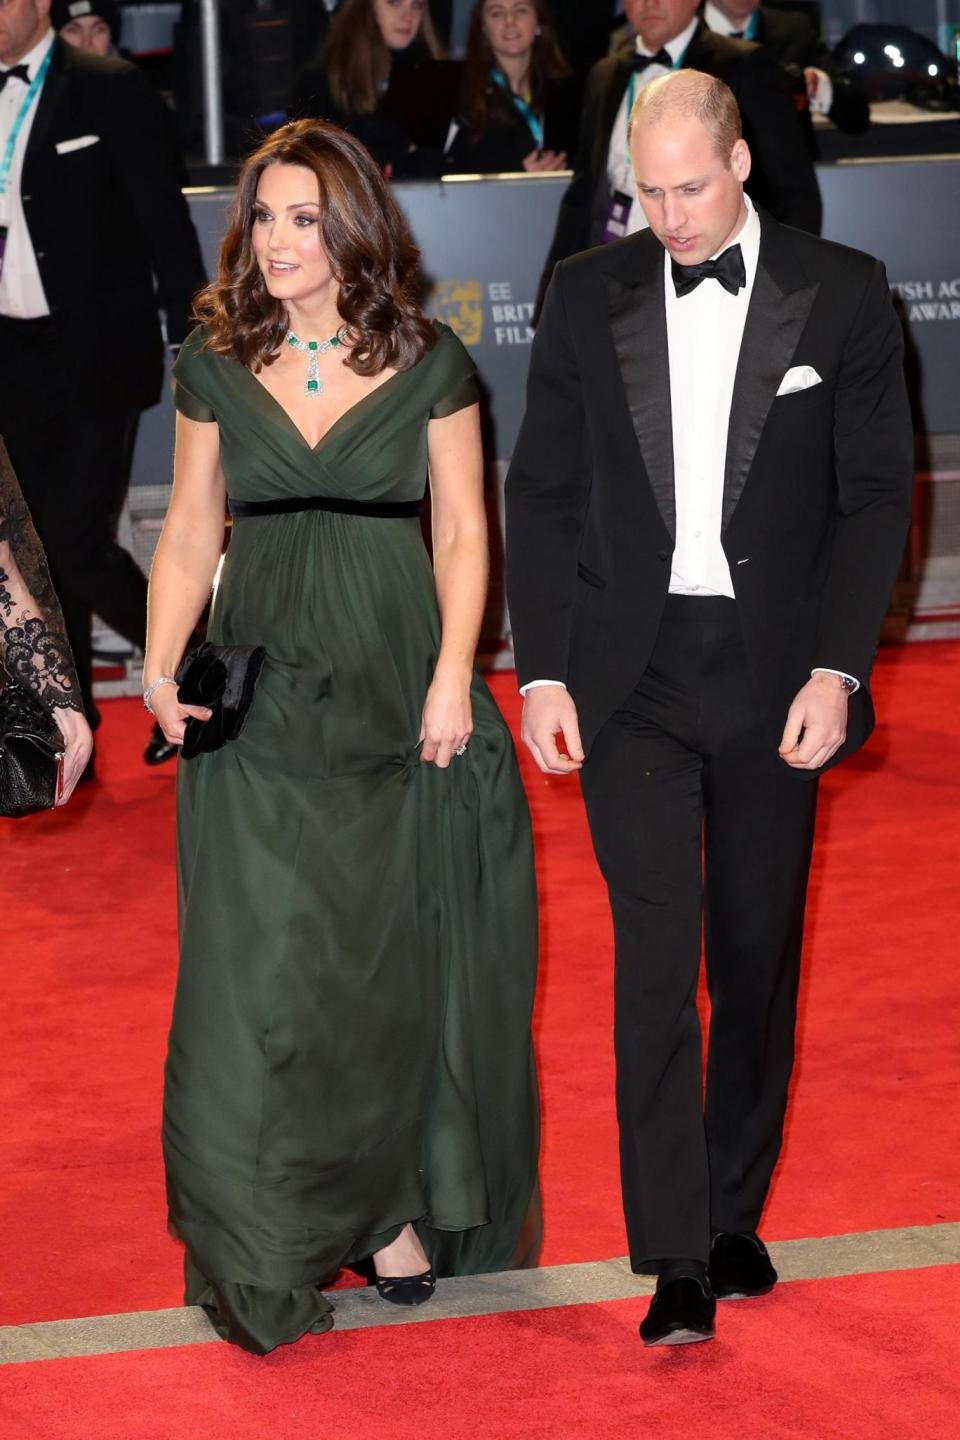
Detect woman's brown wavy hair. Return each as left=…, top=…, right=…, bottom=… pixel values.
left=326, top=0, right=443, bottom=116
left=194, top=120, right=437, bottom=376
left=462, top=0, right=570, bottom=141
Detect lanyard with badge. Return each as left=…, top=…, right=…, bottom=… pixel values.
left=0, top=44, right=53, bottom=281
left=603, top=49, right=684, bottom=245
left=490, top=67, right=544, bottom=150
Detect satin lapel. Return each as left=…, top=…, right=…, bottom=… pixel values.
left=606, top=255, right=675, bottom=540
left=722, top=236, right=819, bottom=532
left=22, top=40, right=68, bottom=187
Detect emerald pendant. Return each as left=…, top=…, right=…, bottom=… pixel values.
left=286, top=327, right=344, bottom=396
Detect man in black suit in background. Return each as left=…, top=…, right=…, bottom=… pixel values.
left=703, top=2, right=869, bottom=136
left=0, top=0, right=205, bottom=761
left=539, top=0, right=820, bottom=299
left=507, top=70, right=911, bottom=1345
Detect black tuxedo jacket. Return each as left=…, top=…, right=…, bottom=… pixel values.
left=750, top=6, right=869, bottom=135
left=506, top=213, right=913, bottom=764
left=20, top=39, right=205, bottom=412
left=540, top=20, right=822, bottom=298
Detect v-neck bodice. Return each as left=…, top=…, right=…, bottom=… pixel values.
left=172, top=321, right=478, bottom=506
left=242, top=364, right=405, bottom=456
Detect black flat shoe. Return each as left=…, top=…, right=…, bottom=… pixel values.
left=639, top=1278, right=715, bottom=1347
left=709, top=1232, right=777, bottom=1299
left=375, top=1269, right=436, bottom=1307
left=144, top=721, right=178, bottom=766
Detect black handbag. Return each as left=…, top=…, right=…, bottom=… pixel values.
left=0, top=678, right=65, bottom=818
left=174, top=642, right=266, bottom=759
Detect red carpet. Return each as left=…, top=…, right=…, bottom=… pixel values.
left=2, top=1268, right=958, bottom=1440
left=1, top=644, right=959, bottom=1324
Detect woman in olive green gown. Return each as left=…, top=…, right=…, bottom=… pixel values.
left=144, top=121, right=540, bottom=1355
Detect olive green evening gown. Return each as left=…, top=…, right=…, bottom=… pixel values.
left=163, top=323, right=540, bottom=1354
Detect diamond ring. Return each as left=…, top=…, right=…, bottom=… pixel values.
left=454, top=743, right=468, bottom=757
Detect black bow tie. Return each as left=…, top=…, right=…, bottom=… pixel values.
left=631, top=48, right=672, bottom=73
left=672, top=243, right=746, bottom=298
left=0, top=64, right=30, bottom=94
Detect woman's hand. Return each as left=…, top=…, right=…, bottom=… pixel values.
left=52, top=705, right=94, bottom=805
left=419, top=669, right=473, bottom=770
left=150, top=682, right=212, bottom=748
left=523, top=147, right=568, bottom=173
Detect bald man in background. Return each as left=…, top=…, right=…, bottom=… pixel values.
left=507, top=70, right=911, bottom=1346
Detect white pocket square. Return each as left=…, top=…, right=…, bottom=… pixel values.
left=777, top=364, right=821, bottom=396
left=55, top=135, right=100, bottom=155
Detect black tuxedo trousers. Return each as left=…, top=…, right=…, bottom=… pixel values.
left=580, top=597, right=818, bottom=1268
left=0, top=316, right=147, bottom=726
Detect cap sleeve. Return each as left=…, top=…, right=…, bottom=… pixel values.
left=429, top=324, right=480, bottom=419
left=172, top=326, right=216, bottom=423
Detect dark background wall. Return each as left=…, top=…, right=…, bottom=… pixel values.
left=818, top=0, right=960, bottom=45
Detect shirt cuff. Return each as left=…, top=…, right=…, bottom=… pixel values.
left=519, top=679, right=567, bottom=696
left=808, top=68, right=833, bottom=116
left=811, top=667, right=859, bottom=694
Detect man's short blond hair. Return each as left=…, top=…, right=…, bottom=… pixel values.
left=628, top=69, right=743, bottom=164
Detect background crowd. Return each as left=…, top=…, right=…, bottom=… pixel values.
left=169, top=1, right=875, bottom=173
left=0, top=0, right=956, bottom=782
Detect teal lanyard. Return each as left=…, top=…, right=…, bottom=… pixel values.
left=0, top=43, right=54, bottom=197
left=625, top=45, right=686, bottom=139
left=490, top=67, right=544, bottom=150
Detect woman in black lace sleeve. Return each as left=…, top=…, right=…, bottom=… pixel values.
left=0, top=439, right=93, bottom=803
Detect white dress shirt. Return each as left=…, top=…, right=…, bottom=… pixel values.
left=703, top=2, right=833, bottom=115
left=666, top=195, right=760, bottom=598
left=0, top=28, right=55, bottom=319
left=606, top=16, right=700, bottom=238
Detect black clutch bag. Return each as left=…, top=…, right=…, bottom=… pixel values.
left=0, top=678, right=65, bottom=818
left=174, top=642, right=266, bottom=759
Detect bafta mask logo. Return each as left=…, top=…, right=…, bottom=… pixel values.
left=427, top=279, right=484, bottom=346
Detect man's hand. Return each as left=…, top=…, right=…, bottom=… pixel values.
left=521, top=685, right=584, bottom=775
left=779, top=673, right=849, bottom=771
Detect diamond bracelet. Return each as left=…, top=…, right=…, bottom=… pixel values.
left=143, top=676, right=179, bottom=715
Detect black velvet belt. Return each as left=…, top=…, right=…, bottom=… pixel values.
left=228, top=495, right=423, bottom=519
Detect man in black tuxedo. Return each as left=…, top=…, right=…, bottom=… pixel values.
left=0, top=0, right=204, bottom=753
left=703, top=2, right=869, bottom=136
left=539, top=0, right=821, bottom=301
left=507, top=69, right=911, bottom=1345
